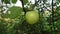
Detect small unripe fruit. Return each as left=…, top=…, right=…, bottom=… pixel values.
left=25, top=11, right=39, bottom=24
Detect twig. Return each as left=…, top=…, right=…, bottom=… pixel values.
left=20, top=0, right=26, bottom=14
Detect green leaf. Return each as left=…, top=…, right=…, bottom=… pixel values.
left=43, top=25, right=51, bottom=31
left=24, top=4, right=35, bottom=11
left=54, top=20, right=60, bottom=25
left=1, top=0, right=4, bottom=2
left=23, top=0, right=28, bottom=5
left=43, top=0, right=47, bottom=3
left=2, top=0, right=10, bottom=4
left=3, top=6, right=23, bottom=19
left=57, top=0, right=60, bottom=2
left=12, top=0, right=17, bottom=3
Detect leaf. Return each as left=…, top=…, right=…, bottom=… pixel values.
left=12, top=0, right=17, bottom=3
left=3, top=6, right=23, bottom=19
left=22, top=0, right=28, bottom=5
left=57, top=0, right=60, bottom=2
left=56, top=20, right=60, bottom=25
left=1, top=0, right=4, bottom=2
left=43, top=0, right=47, bottom=3
left=2, top=0, right=10, bottom=4
left=23, top=0, right=28, bottom=5
left=24, top=4, right=35, bottom=12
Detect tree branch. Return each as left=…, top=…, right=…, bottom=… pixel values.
left=20, top=0, right=26, bottom=14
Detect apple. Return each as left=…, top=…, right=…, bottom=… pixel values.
left=25, top=11, right=39, bottom=24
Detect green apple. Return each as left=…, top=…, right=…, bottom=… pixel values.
left=25, top=11, right=39, bottom=24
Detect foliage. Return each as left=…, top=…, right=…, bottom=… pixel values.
left=23, top=0, right=28, bottom=5
left=2, top=6, right=23, bottom=19
left=2, top=0, right=10, bottom=4
left=2, top=0, right=17, bottom=4
left=12, top=0, right=17, bottom=3
left=0, top=0, right=60, bottom=34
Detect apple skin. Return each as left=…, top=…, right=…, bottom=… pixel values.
left=25, top=11, right=39, bottom=24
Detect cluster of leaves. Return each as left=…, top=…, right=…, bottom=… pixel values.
left=2, top=0, right=17, bottom=4
left=35, top=0, right=60, bottom=34
left=0, top=0, right=60, bottom=34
